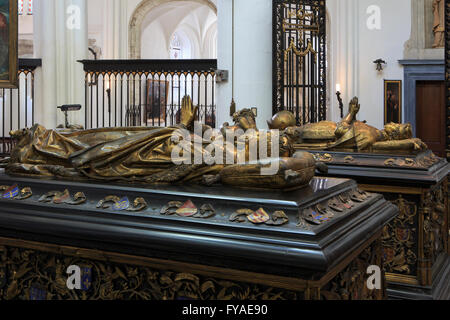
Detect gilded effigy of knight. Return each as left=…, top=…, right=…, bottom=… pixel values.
left=268, top=97, right=428, bottom=154
left=4, top=97, right=318, bottom=190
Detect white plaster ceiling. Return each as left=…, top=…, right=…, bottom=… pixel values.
left=140, top=0, right=217, bottom=59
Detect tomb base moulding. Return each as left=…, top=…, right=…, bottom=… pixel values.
left=300, top=149, right=450, bottom=300
left=0, top=172, right=396, bottom=300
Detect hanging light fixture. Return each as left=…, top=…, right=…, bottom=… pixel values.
left=373, top=59, right=387, bottom=72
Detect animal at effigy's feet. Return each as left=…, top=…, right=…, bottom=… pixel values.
left=5, top=96, right=319, bottom=190
left=268, top=97, right=428, bottom=154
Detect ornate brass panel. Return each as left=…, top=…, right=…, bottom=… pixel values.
left=321, top=240, right=385, bottom=300
left=366, top=179, right=448, bottom=287
left=382, top=195, right=418, bottom=276
left=419, top=181, right=448, bottom=285
left=0, top=237, right=384, bottom=300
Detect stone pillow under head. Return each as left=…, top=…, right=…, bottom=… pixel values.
left=301, top=121, right=337, bottom=141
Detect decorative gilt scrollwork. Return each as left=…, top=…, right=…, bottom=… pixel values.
left=96, top=196, right=147, bottom=212
left=422, top=185, right=446, bottom=265
left=0, top=245, right=302, bottom=300
left=344, top=156, right=355, bottom=164
left=230, top=208, right=289, bottom=227
left=160, top=201, right=216, bottom=220
left=321, top=240, right=384, bottom=300
left=282, top=5, right=320, bottom=64
left=39, top=190, right=86, bottom=206
left=384, top=154, right=440, bottom=169
left=313, top=153, right=333, bottom=163
left=284, top=38, right=317, bottom=62
left=0, top=238, right=385, bottom=300
left=298, top=189, right=371, bottom=228
left=382, top=195, right=417, bottom=275
left=283, top=7, right=318, bottom=32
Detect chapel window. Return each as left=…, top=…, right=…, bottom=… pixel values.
left=18, top=0, right=33, bottom=15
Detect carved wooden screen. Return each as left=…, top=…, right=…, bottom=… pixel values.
left=446, top=0, right=450, bottom=160
left=273, top=0, right=326, bottom=125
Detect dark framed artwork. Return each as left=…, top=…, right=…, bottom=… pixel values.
left=0, top=0, right=17, bottom=88
left=384, top=80, right=402, bottom=124
left=146, top=80, right=169, bottom=123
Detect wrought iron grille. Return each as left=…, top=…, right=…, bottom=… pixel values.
left=79, top=60, right=217, bottom=130
left=273, top=0, right=326, bottom=125
left=0, top=59, right=41, bottom=157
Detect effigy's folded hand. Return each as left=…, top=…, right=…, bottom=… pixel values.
left=349, top=97, right=360, bottom=116
left=180, top=96, right=199, bottom=128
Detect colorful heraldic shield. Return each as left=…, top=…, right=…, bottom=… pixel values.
left=2, top=185, right=19, bottom=199
left=81, top=267, right=92, bottom=291
left=113, top=197, right=130, bottom=211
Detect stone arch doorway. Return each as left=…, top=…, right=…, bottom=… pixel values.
left=129, top=0, right=217, bottom=59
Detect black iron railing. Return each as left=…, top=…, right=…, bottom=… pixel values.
left=79, top=59, right=217, bottom=129
left=0, top=58, right=41, bottom=157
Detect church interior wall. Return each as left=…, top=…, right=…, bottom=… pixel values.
left=14, top=0, right=445, bottom=132
left=0, top=0, right=448, bottom=303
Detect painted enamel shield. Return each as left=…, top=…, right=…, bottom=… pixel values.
left=29, top=284, right=47, bottom=301
left=176, top=200, right=198, bottom=217
left=113, top=197, right=131, bottom=211
left=382, top=247, right=395, bottom=264
left=80, top=267, right=92, bottom=291
left=395, top=228, right=411, bottom=242
left=53, top=189, right=71, bottom=204
left=247, top=208, right=270, bottom=224
left=2, top=185, right=19, bottom=200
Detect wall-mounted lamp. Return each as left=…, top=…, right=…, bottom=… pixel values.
left=373, top=59, right=387, bottom=72
left=336, top=84, right=344, bottom=118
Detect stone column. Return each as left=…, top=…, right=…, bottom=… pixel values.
left=33, top=0, right=56, bottom=128
left=33, top=0, right=88, bottom=129
left=326, top=0, right=361, bottom=123
left=103, top=0, right=128, bottom=59
left=216, top=0, right=273, bottom=130
left=216, top=0, right=233, bottom=128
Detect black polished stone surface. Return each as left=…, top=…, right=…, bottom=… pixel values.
left=0, top=172, right=397, bottom=279
left=308, top=150, right=449, bottom=185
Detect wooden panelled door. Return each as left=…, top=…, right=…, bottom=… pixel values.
left=416, top=81, right=446, bottom=157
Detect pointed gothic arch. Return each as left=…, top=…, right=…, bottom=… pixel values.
left=129, top=0, right=217, bottom=59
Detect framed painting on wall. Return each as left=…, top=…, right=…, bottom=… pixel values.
left=384, top=80, right=402, bottom=124
left=0, top=0, right=17, bottom=88
left=146, top=80, right=169, bottom=124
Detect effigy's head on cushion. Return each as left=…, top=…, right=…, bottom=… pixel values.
left=382, top=123, right=413, bottom=141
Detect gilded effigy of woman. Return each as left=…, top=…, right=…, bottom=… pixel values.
left=6, top=97, right=317, bottom=190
